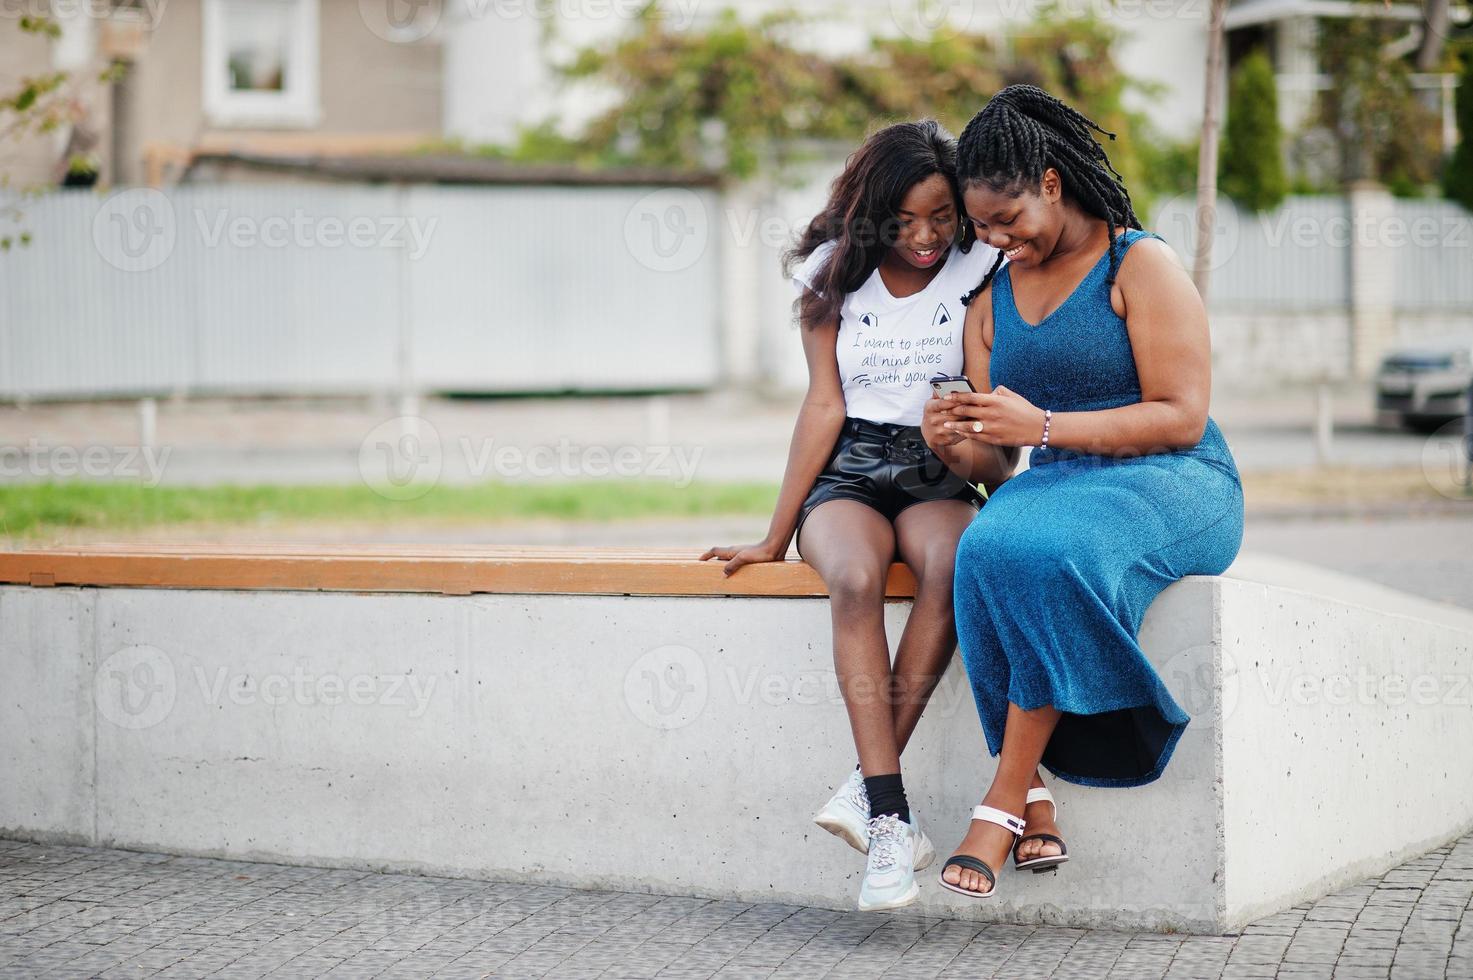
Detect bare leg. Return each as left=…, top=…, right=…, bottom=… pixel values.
left=941, top=702, right=1063, bottom=895
left=889, top=500, right=976, bottom=753
left=798, top=499, right=901, bottom=776
left=1018, top=769, right=1064, bottom=863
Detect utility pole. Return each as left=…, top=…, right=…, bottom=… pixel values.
left=1192, top=0, right=1229, bottom=300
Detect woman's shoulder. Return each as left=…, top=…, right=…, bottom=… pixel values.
left=1115, top=227, right=1179, bottom=274
left=1116, top=227, right=1168, bottom=253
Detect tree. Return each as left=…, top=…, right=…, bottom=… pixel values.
left=1446, top=48, right=1473, bottom=209
left=1317, top=5, right=1442, bottom=190
left=1219, top=50, right=1287, bottom=212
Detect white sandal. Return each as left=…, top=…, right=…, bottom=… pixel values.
left=937, top=805, right=1025, bottom=900
left=1013, top=786, right=1069, bottom=873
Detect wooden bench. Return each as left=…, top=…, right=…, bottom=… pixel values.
left=0, top=545, right=920, bottom=597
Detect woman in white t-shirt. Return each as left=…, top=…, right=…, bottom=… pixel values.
left=700, top=120, right=1001, bottom=912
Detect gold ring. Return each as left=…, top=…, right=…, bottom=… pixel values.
left=973, top=421, right=984, bottom=433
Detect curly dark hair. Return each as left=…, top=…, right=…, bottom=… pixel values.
left=784, top=119, right=975, bottom=329
left=955, top=84, right=1141, bottom=305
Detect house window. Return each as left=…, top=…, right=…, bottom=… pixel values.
left=203, top=0, right=320, bottom=128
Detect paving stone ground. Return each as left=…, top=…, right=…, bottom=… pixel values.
left=1, top=833, right=1470, bottom=979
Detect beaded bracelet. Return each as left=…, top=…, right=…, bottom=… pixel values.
left=1040, top=409, right=1052, bottom=448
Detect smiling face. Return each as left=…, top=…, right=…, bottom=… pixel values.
left=890, top=172, right=958, bottom=270
left=962, top=168, right=1065, bottom=267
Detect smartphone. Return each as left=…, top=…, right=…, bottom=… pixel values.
left=929, top=374, right=977, bottom=397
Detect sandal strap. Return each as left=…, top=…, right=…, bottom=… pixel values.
left=1025, top=786, right=1056, bottom=822
left=970, top=805, right=1025, bottom=837
left=1014, top=833, right=1067, bottom=855
left=941, top=854, right=996, bottom=888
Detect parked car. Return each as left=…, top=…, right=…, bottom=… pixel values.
left=1375, top=339, right=1473, bottom=432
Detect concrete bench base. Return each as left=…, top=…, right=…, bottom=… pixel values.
left=3, top=554, right=1471, bottom=933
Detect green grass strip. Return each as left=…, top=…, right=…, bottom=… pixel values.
left=0, top=480, right=780, bottom=539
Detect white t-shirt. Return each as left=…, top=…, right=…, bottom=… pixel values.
left=792, top=240, right=1001, bottom=425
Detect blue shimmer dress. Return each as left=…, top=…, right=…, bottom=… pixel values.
left=952, top=228, right=1244, bottom=788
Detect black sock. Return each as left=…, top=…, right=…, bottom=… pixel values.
left=863, top=773, right=910, bottom=825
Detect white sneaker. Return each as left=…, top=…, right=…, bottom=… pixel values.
left=856, top=813, right=921, bottom=911
left=813, top=768, right=870, bottom=854
left=813, top=771, right=936, bottom=872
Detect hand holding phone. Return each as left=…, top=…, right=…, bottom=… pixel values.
left=923, top=374, right=975, bottom=449
left=929, top=373, right=977, bottom=397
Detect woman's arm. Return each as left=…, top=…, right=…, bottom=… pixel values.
left=939, top=239, right=1211, bottom=457
left=921, top=284, right=1020, bottom=490
left=700, top=311, right=847, bottom=575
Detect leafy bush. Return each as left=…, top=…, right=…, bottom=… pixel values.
left=1220, top=50, right=1287, bottom=211
left=1444, top=48, right=1473, bottom=209
left=481, top=3, right=1195, bottom=207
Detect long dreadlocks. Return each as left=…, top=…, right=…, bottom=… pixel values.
left=955, top=85, right=1141, bottom=306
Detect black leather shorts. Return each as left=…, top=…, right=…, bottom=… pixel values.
left=795, top=416, right=985, bottom=559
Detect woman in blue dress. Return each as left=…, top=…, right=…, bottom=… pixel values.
left=919, top=86, right=1245, bottom=899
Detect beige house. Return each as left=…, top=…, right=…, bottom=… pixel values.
left=0, top=0, right=441, bottom=189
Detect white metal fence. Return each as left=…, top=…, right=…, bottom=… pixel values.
left=0, top=185, right=722, bottom=400
left=2, top=185, right=1469, bottom=401
left=1151, top=194, right=1473, bottom=312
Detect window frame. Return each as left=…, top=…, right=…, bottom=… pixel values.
left=201, top=0, right=321, bottom=129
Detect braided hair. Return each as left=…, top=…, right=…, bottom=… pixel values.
left=955, top=85, right=1141, bottom=306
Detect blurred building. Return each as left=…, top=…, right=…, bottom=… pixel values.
left=3, top=0, right=1464, bottom=189
left=0, top=0, right=440, bottom=189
